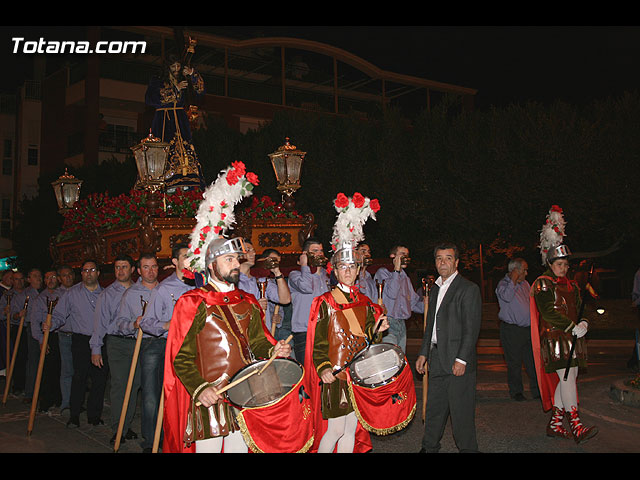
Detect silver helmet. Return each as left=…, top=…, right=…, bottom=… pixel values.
left=546, top=244, right=572, bottom=264
left=205, top=237, right=246, bottom=267
left=331, top=241, right=358, bottom=266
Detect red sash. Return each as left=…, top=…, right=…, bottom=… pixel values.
left=347, top=359, right=416, bottom=435
left=235, top=371, right=314, bottom=453
left=303, top=289, right=384, bottom=453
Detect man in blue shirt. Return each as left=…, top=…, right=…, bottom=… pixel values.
left=30, top=270, right=64, bottom=413
left=139, top=245, right=192, bottom=452
left=90, top=254, right=138, bottom=445
left=114, top=253, right=159, bottom=452
left=288, top=237, right=329, bottom=364
left=49, top=259, right=105, bottom=428
left=374, top=245, right=424, bottom=353
left=355, top=242, right=377, bottom=303
left=238, top=240, right=291, bottom=335
left=495, top=258, right=539, bottom=401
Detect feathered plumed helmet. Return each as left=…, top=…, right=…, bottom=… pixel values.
left=539, top=204, right=571, bottom=265
left=185, top=161, right=259, bottom=274
left=330, top=192, right=380, bottom=266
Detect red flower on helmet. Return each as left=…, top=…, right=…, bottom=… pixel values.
left=335, top=193, right=349, bottom=209
left=352, top=192, right=365, bottom=208
left=246, top=172, right=259, bottom=186
left=550, top=205, right=563, bottom=213
left=369, top=198, right=380, bottom=213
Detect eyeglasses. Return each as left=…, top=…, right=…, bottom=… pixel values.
left=81, top=268, right=97, bottom=273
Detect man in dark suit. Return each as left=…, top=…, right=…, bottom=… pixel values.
left=416, top=243, right=482, bottom=453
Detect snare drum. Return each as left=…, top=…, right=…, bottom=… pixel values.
left=349, top=343, right=406, bottom=388
left=347, top=343, right=416, bottom=435
left=226, top=358, right=314, bottom=453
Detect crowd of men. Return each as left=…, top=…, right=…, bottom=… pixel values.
left=0, top=234, right=613, bottom=452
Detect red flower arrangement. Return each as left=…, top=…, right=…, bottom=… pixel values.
left=56, top=188, right=204, bottom=242
left=242, top=195, right=303, bottom=220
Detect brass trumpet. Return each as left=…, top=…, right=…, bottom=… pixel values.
left=257, top=256, right=280, bottom=270
left=308, top=253, right=328, bottom=268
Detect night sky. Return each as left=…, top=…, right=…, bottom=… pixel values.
left=1, top=26, right=640, bottom=109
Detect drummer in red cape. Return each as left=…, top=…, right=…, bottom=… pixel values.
left=161, top=162, right=301, bottom=453
left=304, top=192, right=417, bottom=453
left=530, top=205, right=598, bottom=444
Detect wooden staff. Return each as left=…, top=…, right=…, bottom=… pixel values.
left=421, top=279, right=430, bottom=423
left=114, top=296, right=147, bottom=453
left=5, top=293, right=12, bottom=374
left=270, top=305, right=281, bottom=336
left=151, top=389, right=164, bottom=453
left=2, top=296, right=29, bottom=405
left=27, top=296, right=57, bottom=437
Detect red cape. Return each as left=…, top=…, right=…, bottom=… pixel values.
left=303, top=288, right=384, bottom=453
left=162, top=286, right=275, bottom=453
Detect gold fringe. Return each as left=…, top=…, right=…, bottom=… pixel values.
left=347, top=381, right=416, bottom=436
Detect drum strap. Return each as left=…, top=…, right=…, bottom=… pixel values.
left=331, top=289, right=366, bottom=338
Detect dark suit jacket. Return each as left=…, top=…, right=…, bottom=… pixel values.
left=418, top=272, right=482, bottom=373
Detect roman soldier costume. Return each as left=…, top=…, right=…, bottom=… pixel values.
left=529, top=205, right=598, bottom=444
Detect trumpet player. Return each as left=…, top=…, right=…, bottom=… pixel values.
left=374, top=245, right=425, bottom=353
left=289, top=237, right=330, bottom=364
left=238, top=240, right=291, bottom=333
left=354, top=242, right=377, bottom=302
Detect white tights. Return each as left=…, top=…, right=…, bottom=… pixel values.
left=195, top=430, right=248, bottom=453
left=553, top=366, right=578, bottom=412
left=317, top=412, right=358, bottom=453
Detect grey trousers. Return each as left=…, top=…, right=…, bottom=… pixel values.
left=421, top=344, right=478, bottom=453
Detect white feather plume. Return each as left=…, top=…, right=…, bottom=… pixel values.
left=539, top=205, right=567, bottom=265
left=330, top=193, right=380, bottom=252
left=187, top=162, right=258, bottom=272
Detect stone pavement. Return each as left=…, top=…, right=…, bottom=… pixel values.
left=0, top=337, right=638, bottom=454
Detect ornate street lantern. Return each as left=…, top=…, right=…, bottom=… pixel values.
left=51, top=168, right=82, bottom=214
left=268, top=137, right=306, bottom=210
left=131, top=131, right=170, bottom=193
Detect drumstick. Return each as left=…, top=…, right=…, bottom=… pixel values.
left=195, top=335, right=293, bottom=406
left=270, top=305, right=281, bottom=336
left=151, top=389, right=164, bottom=453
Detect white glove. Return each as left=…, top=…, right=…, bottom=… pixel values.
left=572, top=320, right=589, bottom=338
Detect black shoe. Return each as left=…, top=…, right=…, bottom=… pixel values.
left=124, top=429, right=138, bottom=440
left=512, top=393, right=526, bottom=402
left=88, top=417, right=104, bottom=426
left=67, top=418, right=80, bottom=429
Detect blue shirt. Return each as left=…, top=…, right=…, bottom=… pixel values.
left=238, top=272, right=282, bottom=331
left=140, top=273, right=192, bottom=338
left=29, top=287, right=65, bottom=343
left=113, top=279, right=158, bottom=338
left=7, top=288, right=30, bottom=326
left=373, top=267, right=424, bottom=319
left=356, top=269, right=378, bottom=304
left=288, top=266, right=329, bottom=333
left=50, top=282, right=103, bottom=336
left=495, top=274, right=531, bottom=327
left=89, top=280, right=130, bottom=355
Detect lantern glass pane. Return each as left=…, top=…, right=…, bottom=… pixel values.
left=285, top=154, right=303, bottom=184
left=133, top=148, right=148, bottom=179
left=146, top=147, right=166, bottom=180
left=62, top=183, right=79, bottom=207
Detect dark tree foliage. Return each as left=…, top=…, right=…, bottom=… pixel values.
left=12, top=92, right=640, bottom=287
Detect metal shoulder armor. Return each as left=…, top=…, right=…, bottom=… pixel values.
left=533, top=277, right=554, bottom=294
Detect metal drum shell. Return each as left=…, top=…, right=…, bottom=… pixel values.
left=225, top=357, right=304, bottom=409
left=348, top=342, right=406, bottom=389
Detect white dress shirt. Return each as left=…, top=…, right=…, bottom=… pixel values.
left=431, top=271, right=466, bottom=366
